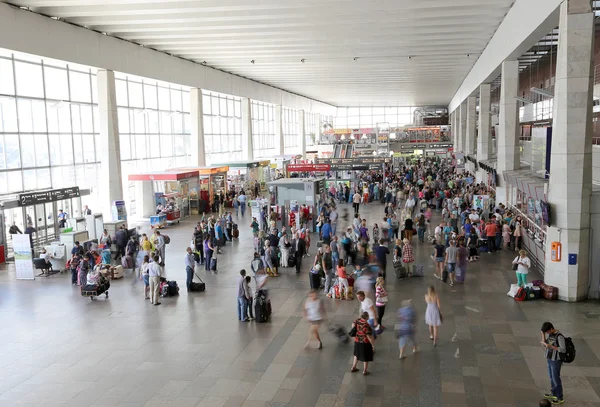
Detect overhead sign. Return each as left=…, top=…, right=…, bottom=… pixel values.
left=287, top=164, right=331, bottom=172
left=18, top=187, right=80, bottom=207
left=315, top=157, right=391, bottom=165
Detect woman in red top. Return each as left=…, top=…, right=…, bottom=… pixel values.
left=350, top=312, right=375, bottom=375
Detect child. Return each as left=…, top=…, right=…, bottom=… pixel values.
left=70, top=253, right=80, bottom=285
left=372, top=223, right=380, bottom=246
left=336, top=259, right=349, bottom=300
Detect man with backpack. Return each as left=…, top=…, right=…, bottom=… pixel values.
left=540, top=321, right=574, bottom=405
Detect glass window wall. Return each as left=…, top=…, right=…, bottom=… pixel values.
left=202, top=91, right=242, bottom=165
left=251, top=101, right=276, bottom=158
left=282, top=107, right=299, bottom=154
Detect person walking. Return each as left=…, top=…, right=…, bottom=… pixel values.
left=322, top=244, right=335, bottom=297
left=485, top=219, right=498, bottom=253
left=356, top=291, right=377, bottom=335
left=147, top=255, right=163, bottom=306
left=455, top=240, right=469, bottom=284
left=540, top=322, right=566, bottom=405
left=512, top=249, right=531, bottom=288
left=350, top=312, right=375, bottom=376
left=237, top=269, right=248, bottom=322
left=184, top=247, right=195, bottom=292
left=375, top=277, right=388, bottom=329
left=401, top=238, right=415, bottom=276
left=352, top=190, right=361, bottom=214
left=432, top=240, right=446, bottom=280
left=444, top=239, right=458, bottom=286
left=303, top=290, right=325, bottom=349
left=425, top=285, right=442, bottom=346
left=397, top=299, right=418, bottom=359
left=336, top=259, right=349, bottom=300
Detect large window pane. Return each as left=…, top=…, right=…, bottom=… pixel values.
left=80, top=105, right=94, bottom=133
left=44, top=67, right=69, bottom=100
left=15, top=61, right=44, bottom=98
left=116, top=79, right=128, bottom=106
left=20, top=134, right=35, bottom=167
left=158, top=87, right=170, bottom=110
left=0, top=97, right=18, bottom=132
left=35, top=134, right=49, bottom=166
left=48, top=134, right=61, bottom=165
left=118, top=107, right=130, bottom=134
left=5, top=134, right=20, bottom=168
left=144, top=84, right=157, bottom=109
left=120, top=133, right=131, bottom=160
left=8, top=170, right=23, bottom=192
left=82, top=134, right=95, bottom=163
left=161, top=134, right=173, bottom=157
left=60, top=133, right=74, bottom=165
left=0, top=58, right=15, bottom=95
left=146, top=110, right=159, bottom=133
left=69, top=71, right=92, bottom=103
left=47, top=102, right=71, bottom=133
left=73, top=133, right=84, bottom=164
left=128, top=81, right=143, bottom=108
left=170, top=89, right=182, bottom=112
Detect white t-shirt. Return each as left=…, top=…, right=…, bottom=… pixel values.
left=305, top=298, right=322, bottom=322
left=360, top=297, right=376, bottom=320
left=514, top=256, right=531, bottom=274
left=469, top=213, right=480, bottom=223
left=353, top=193, right=362, bottom=204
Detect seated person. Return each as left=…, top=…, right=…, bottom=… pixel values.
left=39, top=249, right=53, bottom=272
left=156, top=203, right=164, bottom=215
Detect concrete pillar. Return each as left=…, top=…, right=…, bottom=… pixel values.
left=299, top=109, right=306, bottom=159
left=495, top=60, right=520, bottom=205
left=477, top=84, right=492, bottom=183
left=97, top=70, right=123, bottom=220
left=135, top=180, right=155, bottom=218
left=465, top=96, right=477, bottom=172
left=241, top=98, right=253, bottom=161
left=544, top=0, right=594, bottom=302
left=458, top=101, right=467, bottom=153
left=275, top=105, right=284, bottom=155
left=452, top=110, right=457, bottom=148
left=315, top=113, right=322, bottom=147
left=190, top=88, right=206, bottom=167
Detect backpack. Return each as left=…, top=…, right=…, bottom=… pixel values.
left=514, top=287, right=527, bottom=301
left=163, top=235, right=171, bottom=244
left=558, top=334, right=576, bottom=363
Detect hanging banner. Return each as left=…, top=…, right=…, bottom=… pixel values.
left=13, top=234, right=35, bottom=280
left=472, top=195, right=490, bottom=211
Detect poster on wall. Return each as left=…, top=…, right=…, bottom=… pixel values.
left=527, top=198, right=536, bottom=218
left=472, top=195, right=489, bottom=211
left=13, top=234, right=34, bottom=280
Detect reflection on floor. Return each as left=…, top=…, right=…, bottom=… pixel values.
left=1, top=202, right=600, bottom=407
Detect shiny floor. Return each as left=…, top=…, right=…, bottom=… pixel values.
left=1, top=202, right=600, bottom=407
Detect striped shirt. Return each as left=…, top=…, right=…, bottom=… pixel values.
left=544, top=333, right=567, bottom=361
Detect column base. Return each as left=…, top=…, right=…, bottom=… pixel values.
left=544, top=226, right=590, bottom=302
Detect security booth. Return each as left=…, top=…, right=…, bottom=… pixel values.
left=128, top=170, right=200, bottom=219
left=267, top=177, right=326, bottom=233
left=0, top=187, right=87, bottom=259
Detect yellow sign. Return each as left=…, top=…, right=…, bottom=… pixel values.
left=393, top=152, right=413, bottom=157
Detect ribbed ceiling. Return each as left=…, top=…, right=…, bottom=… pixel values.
left=4, top=0, right=516, bottom=106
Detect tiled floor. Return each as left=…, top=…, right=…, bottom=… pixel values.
left=1, top=202, right=600, bottom=407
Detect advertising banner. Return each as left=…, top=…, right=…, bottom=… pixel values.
left=13, top=234, right=34, bottom=280
left=472, top=195, right=490, bottom=211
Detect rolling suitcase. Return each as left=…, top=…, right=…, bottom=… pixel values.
left=412, top=264, right=424, bottom=277
left=232, top=229, right=239, bottom=239
left=210, top=255, right=218, bottom=272
left=191, top=272, right=206, bottom=292
left=442, top=269, right=449, bottom=283
left=395, top=265, right=408, bottom=279
left=255, top=290, right=272, bottom=323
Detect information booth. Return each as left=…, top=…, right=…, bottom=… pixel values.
left=214, top=160, right=271, bottom=193
left=128, top=170, right=200, bottom=219
left=0, top=187, right=87, bottom=260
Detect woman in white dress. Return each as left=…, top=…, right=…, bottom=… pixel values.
left=425, top=285, right=442, bottom=347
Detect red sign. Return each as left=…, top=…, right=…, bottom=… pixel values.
left=287, top=164, right=331, bottom=172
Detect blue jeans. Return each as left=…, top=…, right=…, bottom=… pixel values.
left=547, top=359, right=563, bottom=399
left=368, top=318, right=377, bottom=339
left=186, top=266, right=194, bottom=290
left=240, top=205, right=246, bottom=217
left=237, top=296, right=248, bottom=321
left=417, top=226, right=426, bottom=242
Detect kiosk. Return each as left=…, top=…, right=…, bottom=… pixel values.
left=213, top=160, right=271, bottom=194
left=128, top=170, right=200, bottom=219
left=266, top=178, right=326, bottom=232
left=60, top=230, right=89, bottom=260
left=169, top=166, right=229, bottom=214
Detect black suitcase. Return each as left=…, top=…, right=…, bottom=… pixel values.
left=255, top=290, right=272, bottom=323
left=210, top=256, right=218, bottom=272
left=442, top=269, right=449, bottom=283
left=395, top=265, right=408, bottom=279
left=288, top=256, right=296, bottom=267
left=191, top=273, right=206, bottom=292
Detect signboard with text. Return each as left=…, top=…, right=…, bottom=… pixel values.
left=18, top=187, right=80, bottom=207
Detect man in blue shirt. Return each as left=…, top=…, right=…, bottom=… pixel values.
left=373, top=239, right=390, bottom=280
left=321, top=219, right=332, bottom=245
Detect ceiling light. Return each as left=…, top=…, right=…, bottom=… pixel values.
left=102, top=32, right=107, bottom=35
left=51, top=16, right=60, bottom=20
left=301, top=59, right=305, bottom=63
left=353, top=57, right=359, bottom=61
left=19, top=6, right=29, bottom=10
left=250, top=60, right=255, bottom=64
left=201, top=61, right=207, bottom=66
left=530, top=87, right=554, bottom=98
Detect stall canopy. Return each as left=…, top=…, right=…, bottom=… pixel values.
left=213, top=160, right=269, bottom=168
left=128, top=170, right=199, bottom=181
left=169, top=166, right=229, bottom=175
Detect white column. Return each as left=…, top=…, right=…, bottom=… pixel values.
left=299, top=109, right=306, bottom=159
left=241, top=98, right=253, bottom=161
left=275, top=105, right=284, bottom=155
left=477, top=84, right=492, bottom=183
left=545, top=0, right=594, bottom=302
left=135, top=181, right=155, bottom=218
left=496, top=60, right=520, bottom=205
left=458, top=101, right=467, bottom=153
left=451, top=110, right=457, bottom=148
left=97, top=69, right=123, bottom=220
left=190, top=88, right=206, bottom=167
left=465, top=96, right=477, bottom=172
left=315, top=113, right=322, bottom=147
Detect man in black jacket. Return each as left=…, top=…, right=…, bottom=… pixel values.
left=294, top=233, right=305, bottom=274
left=114, top=226, right=128, bottom=260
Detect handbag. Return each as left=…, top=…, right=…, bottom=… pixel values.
left=512, top=263, right=518, bottom=271
left=348, top=325, right=357, bottom=337
left=439, top=312, right=444, bottom=324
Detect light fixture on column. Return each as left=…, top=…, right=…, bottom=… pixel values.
left=530, top=87, right=554, bottom=98
left=390, top=133, right=397, bottom=139
left=250, top=60, right=255, bottom=64
left=515, top=97, right=532, bottom=104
